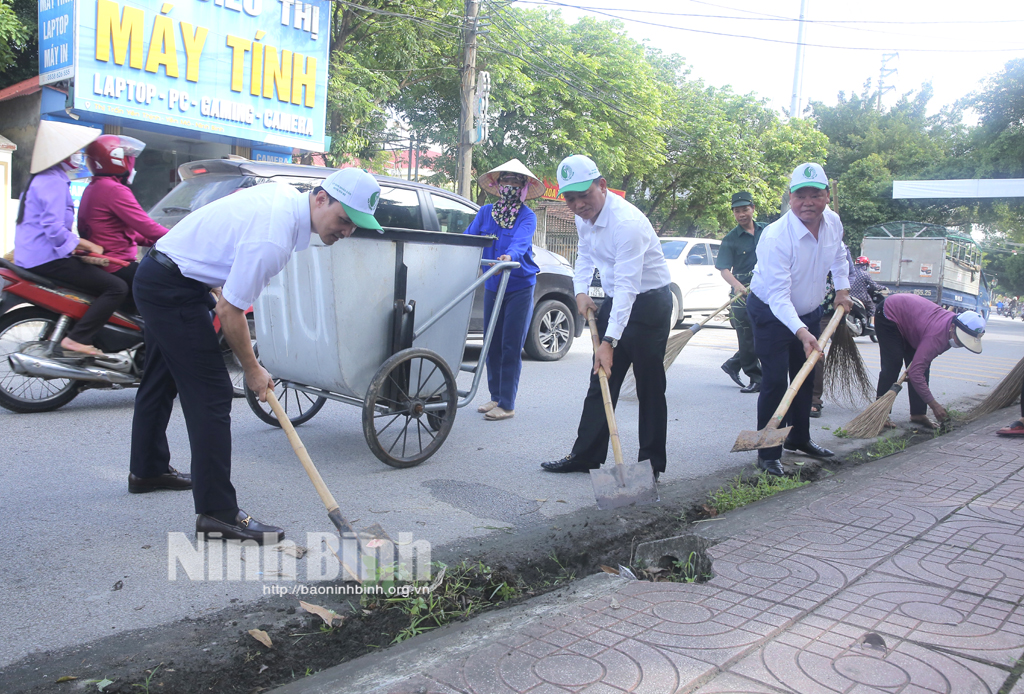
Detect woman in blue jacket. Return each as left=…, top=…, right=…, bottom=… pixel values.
left=465, top=159, right=544, bottom=420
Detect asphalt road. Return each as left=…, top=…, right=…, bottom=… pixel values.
left=0, top=313, right=1021, bottom=669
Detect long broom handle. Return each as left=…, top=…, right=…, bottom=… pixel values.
left=267, top=390, right=340, bottom=515
left=587, top=310, right=625, bottom=467
left=765, top=306, right=846, bottom=430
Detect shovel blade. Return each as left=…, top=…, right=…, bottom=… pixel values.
left=591, top=462, right=660, bottom=510
left=731, top=425, right=792, bottom=452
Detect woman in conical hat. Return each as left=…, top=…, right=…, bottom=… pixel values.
left=14, top=120, right=129, bottom=356
left=464, top=159, right=543, bottom=421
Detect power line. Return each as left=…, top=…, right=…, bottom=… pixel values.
left=517, top=0, right=1024, bottom=53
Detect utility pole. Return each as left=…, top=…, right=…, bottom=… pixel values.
left=457, top=0, right=481, bottom=198
left=788, top=0, right=808, bottom=119
left=877, top=53, right=898, bottom=110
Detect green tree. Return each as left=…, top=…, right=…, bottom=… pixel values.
left=0, top=0, right=32, bottom=86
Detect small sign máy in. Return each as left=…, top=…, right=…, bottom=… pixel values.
left=39, top=0, right=75, bottom=84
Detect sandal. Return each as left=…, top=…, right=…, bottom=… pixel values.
left=485, top=407, right=514, bottom=421
left=477, top=400, right=498, bottom=414
left=810, top=404, right=822, bottom=418
left=997, top=420, right=1024, bottom=436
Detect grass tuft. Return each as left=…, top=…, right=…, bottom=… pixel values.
left=708, top=472, right=808, bottom=514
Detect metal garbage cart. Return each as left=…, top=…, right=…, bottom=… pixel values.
left=245, top=228, right=516, bottom=468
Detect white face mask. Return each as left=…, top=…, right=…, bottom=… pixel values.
left=948, top=338, right=959, bottom=349
left=127, top=169, right=137, bottom=185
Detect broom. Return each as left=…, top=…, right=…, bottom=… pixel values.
left=964, top=354, right=1024, bottom=421
left=822, top=315, right=874, bottom=406
left=842, top=372, right=906, bottom=438
left=618, top=291, right=746, bottom=399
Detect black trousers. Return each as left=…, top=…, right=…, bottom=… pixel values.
left=570, top=285, right=672, bottom=473
left=874, top=301, right=929, bottom=416
left=747, top=293, right=823, bottom=461
left=112, top=261, right=139, bottom=314
left=723, top=298, right=762, bottom=383
left=130, top=256, right=236, bottom=515
left=30, top=257, right=128, bottom=344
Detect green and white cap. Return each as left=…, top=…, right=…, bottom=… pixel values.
left=556, top=154, right=601, bottom=193
left=322, top=168, right=383, bottom=231
left=789, top=162, right=828, bottom=192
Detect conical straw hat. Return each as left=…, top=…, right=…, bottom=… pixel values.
left=477, top=159, right=545, bottom=200
left=30, top=120, right=101, bottom=173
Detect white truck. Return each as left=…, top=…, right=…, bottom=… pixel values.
left=860, top=221, right=991, bottom=319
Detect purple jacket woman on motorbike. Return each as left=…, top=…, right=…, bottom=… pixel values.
left=14, top=121, right=127, bottom=356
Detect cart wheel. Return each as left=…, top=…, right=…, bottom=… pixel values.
left=245, top=378, right=327, bottom=427
left=363, top=348, right=457, bottom=468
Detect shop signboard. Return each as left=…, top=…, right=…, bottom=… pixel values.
left=73, top=0, right=329, bottom=151
left=39, top=0, right=76, bottom=84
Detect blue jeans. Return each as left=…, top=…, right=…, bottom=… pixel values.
left=483, top=285, right=534, bottom=410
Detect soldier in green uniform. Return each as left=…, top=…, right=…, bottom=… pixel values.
left=716, top=191, right=764, bottom=393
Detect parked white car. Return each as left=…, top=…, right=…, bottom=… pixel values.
left=660, top=238, right=731, bottom=327
left=588, top=237, right=732, bottom=328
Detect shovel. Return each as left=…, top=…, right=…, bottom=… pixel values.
left=585, top=310, right=660, bottom=510
left=732, top=306, right=846, bottom=452
left=266, top=389, right=393, bottom=581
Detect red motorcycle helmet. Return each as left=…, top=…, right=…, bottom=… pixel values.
left=855, top=255, right=870, bottom=266
left=85, top=135, right=146, bottom=176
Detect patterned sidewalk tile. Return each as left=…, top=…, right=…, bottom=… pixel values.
left=373, top=675, right=463, bottom=694
left=708, top=518, right=909, bottom=577
left=617, top=583, right=800, bottom=666
left=789, top=484, right=950, bottom=539
left=1012, top=677, right=1024, bottom=694
left=935, top=429, right=1024, bottom=465
left=961, top=475, right=1024, bottom=525
left=691, top=672, right=786, bottom=693
left=873, top=538, right=1024, bottom=605
left=916, top=513, right=1024, bottom=562
left=704, top=544, right=854, bottom=611
left=729, top=619, right=1008, bottom=693
left=810, top=575, right=1024, bottom=668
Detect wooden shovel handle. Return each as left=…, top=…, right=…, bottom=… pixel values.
left=766, top=306, right=846, bottom=430
left=266, top=390, right=340, bottom=514
left=587, top=310, right=625, bottom=467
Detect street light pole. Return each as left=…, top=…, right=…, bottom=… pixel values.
left=789, top=0, right=808, bottom=119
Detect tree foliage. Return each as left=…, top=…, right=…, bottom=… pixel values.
left=0, top=0, right=33, bottom=85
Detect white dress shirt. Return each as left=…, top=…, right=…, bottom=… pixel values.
left=156, top=183, right=312, bottom=310
left=572, top=192, right=671, bottom=340
left=749, top=207, right=850, bottom=335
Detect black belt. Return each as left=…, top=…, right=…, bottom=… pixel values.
left=149, top=248, right=181, bottom=274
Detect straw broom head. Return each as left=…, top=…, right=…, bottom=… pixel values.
left=965, top=354, right=1024, bottom=421
left=823, top=317, right=874, bottom=406
left=843, top=373, right=905, bottom=438
left=617, top=328, right=692, bottom=400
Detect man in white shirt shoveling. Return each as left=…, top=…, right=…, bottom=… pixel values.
left=541, top=155, right=673, bottom=481
left=128, top=168, right=383, bottom=544
left=746, top=162, right=853, bottom=477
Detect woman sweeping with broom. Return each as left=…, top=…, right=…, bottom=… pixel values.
left=464, top=160, right=544, bottom=421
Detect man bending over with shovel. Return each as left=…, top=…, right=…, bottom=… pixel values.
left=540, top=155, right=673, bottom=481
left=746, top=163, right=852, bottom=476
left=128, top=168, right=382, bottom=544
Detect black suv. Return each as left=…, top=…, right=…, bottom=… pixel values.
left=149, top=159, right=583, bottom=360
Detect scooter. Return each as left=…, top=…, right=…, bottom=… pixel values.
left=844, top=295, right=877, bottom=342
left=0, top=257, right=249, bottom=413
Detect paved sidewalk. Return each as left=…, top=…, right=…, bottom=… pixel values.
left=276, top=414, right=1024, bottom=694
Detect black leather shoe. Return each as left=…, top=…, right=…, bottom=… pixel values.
left=721, top=363, right=744, bottom=388
left=541, top=454, right=594, bottom=473
left=128, top=466, right=192, bottom=493
left=196, top=511, right=284, bottom=544
left=740, top=381, right=761, bottom=393
left=784, top=439, right=834, bottom=458
left=757, top=458, right=785, bottom=477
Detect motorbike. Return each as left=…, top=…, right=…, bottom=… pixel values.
left=0, top=257, right=251, bottom=413
left=844, top=288, right=886, bottom=343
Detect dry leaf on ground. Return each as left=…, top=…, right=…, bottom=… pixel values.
left=55, top=676, right=78, bottom=683
left=248, top=629, right=273, bottom=648
left=300, top=600, right=343, bottom=627
left=274, top=545, right=307, bottom=559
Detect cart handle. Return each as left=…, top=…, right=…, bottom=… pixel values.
left=412, top=260, right=519, bottom=340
